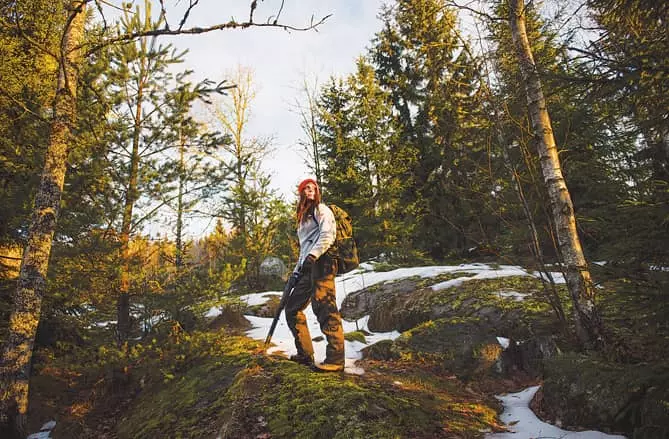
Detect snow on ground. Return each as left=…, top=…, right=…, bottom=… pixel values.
left=235, top=263, right=564, bottom=374
left=235, top=262, right=625, bottom=439
left=26, top=421, right=56, bottom=439
left=486, top=386, right=627, bottom=439
left=26, top=263, right=617, bottom=439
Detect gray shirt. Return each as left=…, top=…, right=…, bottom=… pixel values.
left=294, top=203, right=336, bottom=273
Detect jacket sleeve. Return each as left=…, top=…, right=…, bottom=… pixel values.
left=308, top=204, right=336, bottom=260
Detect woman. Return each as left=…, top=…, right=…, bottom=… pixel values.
left=285, top=178, right=345, bottom=372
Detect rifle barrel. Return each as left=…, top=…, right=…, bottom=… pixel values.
left=264, top=272, right=301, bottom=347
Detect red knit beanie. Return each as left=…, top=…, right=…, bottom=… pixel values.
left=297, top=178, right=319, bottom=194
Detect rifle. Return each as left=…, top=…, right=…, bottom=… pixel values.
left=264, top=270, right=303, bottom=346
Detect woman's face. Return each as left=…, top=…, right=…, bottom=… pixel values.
left=303, top=182, right=317, bottom=201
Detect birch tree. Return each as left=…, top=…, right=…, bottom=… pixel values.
left=507, top=0, right=605, bottom=348
left=211, top=66, right=278, bottom=288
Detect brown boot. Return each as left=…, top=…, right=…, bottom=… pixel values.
left=289, top=353, right=314, bottom=366
left=312, top=360, right=344, bottom=373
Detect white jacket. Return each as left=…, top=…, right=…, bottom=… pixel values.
left=294, top=203, right=336, bottom=272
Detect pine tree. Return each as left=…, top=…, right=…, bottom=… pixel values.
left=317, top=59, right=402, bottom=259
left=371, top=0, right=487, bottom=259
left=0, top=0, right=64, bottom=245
left=161, top=78, right=228, bottom=271
left=578, top=0, right=669, bottom=264
left=103, top=1, right=190, bottom=341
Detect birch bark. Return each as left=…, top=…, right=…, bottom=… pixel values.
left=508, top=0, right=605, bottom=348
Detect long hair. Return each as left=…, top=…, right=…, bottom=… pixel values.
left=296, top=185, right=321, bottom=226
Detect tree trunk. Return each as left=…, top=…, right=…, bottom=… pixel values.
left=508, top=0, right=605, bottom=349
left=498, top=125, right=567, bottom=325
left=117, top=61, right=145, bottom=343
left=175, top=128, right=185, bottom=270
left=0, top=2, right=86, bottom=436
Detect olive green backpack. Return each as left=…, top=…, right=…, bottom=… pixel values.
left=324, top=204, right=359, bottom=274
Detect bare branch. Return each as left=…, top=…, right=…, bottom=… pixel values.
left=250, top=0, right=258, bottom=23
left=272, top=0, right=286, bottom=25
left=442, top=0, right=504, bottom=22
left=96, top=0, right=126, bottom=12
left=84, top=14, right=331, bottom=56
left=93, top=0, right=108, bottom=30
left=178, top=0, right=200, bottom=31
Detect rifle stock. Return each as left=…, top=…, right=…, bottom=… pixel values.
left=264, top=271, right=302, bottom=346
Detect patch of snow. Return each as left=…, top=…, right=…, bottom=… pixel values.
left=649, top=265, right=669, bottom=272
left=26, top=420, right=56, bottom=439
left=205, top=307, right=222, bottom=318
left=240, top=291, right=281, bottom=306
left=431, top=265, right=543, bottom=292
left=486, top=386, right=627, bottom=439
left=40, top=421, right=56, bottom=431
left=534, top=270, right=566, bottom=284
left=431, top=278, right=468, bottom=290
left=497, top=291, right=527, bottom=301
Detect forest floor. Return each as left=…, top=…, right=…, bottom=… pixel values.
left=20, top=260, right=669, bottom=438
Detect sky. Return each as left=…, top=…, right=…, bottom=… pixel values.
left=95, top=0, right=389, bottom=237
left=92, top=0, right=589, bottom=240
left=161, top=1, right=387, bottom=197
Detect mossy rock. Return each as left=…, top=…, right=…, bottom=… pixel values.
left=394, top=319, right=505, bottom=379
left=218, top=356, right=500, bottom=439
left=115, top=349, right=502, bottom=438
left=634, top=385, right=669, bottom=439
left=208, top=305, right=253, bottom=332
left=540, top=354, right=669, bottom=437
left=343, top=274, right=561, bottom=340
left=501, top=335, right=561, bottom=377
left=362, top=339, right=401, bottom=361
left=116, top=335, right=262, bottom=439
left=344, top=330, right=367, bottom=343
left=341, top=277, right=421, bottom=323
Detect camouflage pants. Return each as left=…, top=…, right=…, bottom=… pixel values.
left=285, top=257, right=344, bottom=364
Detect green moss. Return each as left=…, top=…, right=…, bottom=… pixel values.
left=425, top=275, right=559, bottom=314
left=117, top=333, right=261, bottom=439
left=416, top=271, right=477, bottom=288
left=248, top=358, right=498, bottom=439
left=344, top=330, right=367, bottom=343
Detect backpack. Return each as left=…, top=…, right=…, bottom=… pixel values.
left=322, top=204, right=359, bottom=274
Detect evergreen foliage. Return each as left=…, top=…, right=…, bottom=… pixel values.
left=1, top=0, right=668, bottom=435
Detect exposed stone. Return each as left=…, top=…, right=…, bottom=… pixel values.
left=539, top=354, right=669, bottom=437
left=501, top=336, right=561, bottom=377
left=259, top=256, right=286, bottom=278
left=395, top=319, right=505, bottom=380
left=361, top=339, right=401, bottom=361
